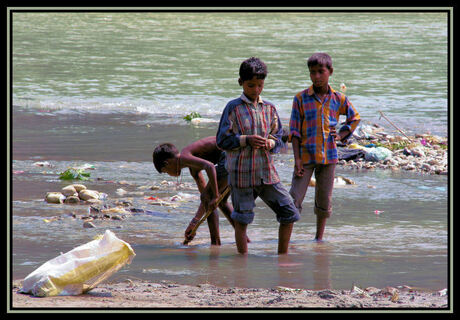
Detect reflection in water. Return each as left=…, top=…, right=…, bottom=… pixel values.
left=277, top=254, right=306, bottom=289
left=277, top=241, right=332, bottom=290
left=312, top=242, right=332, bottom=290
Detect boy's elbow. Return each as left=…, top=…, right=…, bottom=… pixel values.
left=216, top=137, right=226, bottom=150
left=216, top=136, right=236, bottom=151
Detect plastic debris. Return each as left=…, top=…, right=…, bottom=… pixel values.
left=170, top=195, right=182, bottom=202
left=364, top=147, right=393, bottom=162
left=145, top=197, right=178, bottom=208
left=33, top=161, right=52, bottom=167
left=76, top=163, right=95, bottom=170
left=100, top=206, right=130, bottom=215
left=390, top=291, right=399, bottom=302
left=337, top=148, right=367, bottom=161
left=43, top=217, right=60, bottom=223
left=348, top=143, right=367, bottom=150
left=20, top=230, right=135, bottom=297
left=374, top=210, right=384, bottom=215
left=351, top=285, right=371, bottom=298
left=190, top=118, right=218, bottom=126
left=438, top=288, right=447, bottom=296
left=274, top=286, right=304, bottom=293
left=116, top=188, right=128, bottom=196
left=335, top=175, right=355, bottom=185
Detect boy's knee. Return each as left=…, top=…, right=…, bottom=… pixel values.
left=314, top=206, right=331, bottom=219
left=231, top=211, right=254, bottom=225
left=288, top=187, right=303, bottom=211
left=271, top=184, right=300, bottom=223
left=277, top=204, right=300, bottom=224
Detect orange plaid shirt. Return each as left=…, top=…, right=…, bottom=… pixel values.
left=289, top=85, right=360, bottom=164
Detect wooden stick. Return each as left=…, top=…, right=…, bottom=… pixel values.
left=378, top=111, right=413, bottom=142
left=183, top=185, right=231, bottom=245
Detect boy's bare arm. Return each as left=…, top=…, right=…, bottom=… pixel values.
left=182, top=154, right=219, bottom=207
left=330, top=127, right=351, bottom=142
left=189, top=168, right=207, bottom=193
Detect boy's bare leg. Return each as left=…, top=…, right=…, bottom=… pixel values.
left=278, top=222, right=294, bottom=254
left=313, top=164, right=335, bottom=242
left=206, top=210, right=221, bottom=245
left=315, top=216, right=327, bottom=242
left=219, top=202, right=234, bottom=227
left=234, top=221, right=248, bottom=254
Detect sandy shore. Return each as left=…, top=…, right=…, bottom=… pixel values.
left=10, top=279, right=449, bottom=311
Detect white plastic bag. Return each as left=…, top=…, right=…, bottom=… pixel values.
left=364, top=146, right=393, bottom=162
left=20, top=230, right=135, bottom=297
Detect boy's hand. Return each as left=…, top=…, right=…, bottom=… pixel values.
left=184, top=217, right=199, bottom=241
left=294, top=158, right=304, bottom=177
left=247, top=135, right=268, bottom=149
left=329, top=127, right=339, bottom=141
left=330, top=127, right=348, bottom=142
left=201, top=193, right=219, bottom=212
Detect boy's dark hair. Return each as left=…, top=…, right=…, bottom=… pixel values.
left=307, top=53, right=333, bottom=70
left=152, top=143, right=179, bottom=173
left=239, top=57, right=268, bottom=81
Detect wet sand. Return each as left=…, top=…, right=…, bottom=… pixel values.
left=11, top=279, right=449, bottom=310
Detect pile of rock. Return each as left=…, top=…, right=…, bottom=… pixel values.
left=338, top=124, right=448, bottom=175
left=45, top=184, right=107, bottom=204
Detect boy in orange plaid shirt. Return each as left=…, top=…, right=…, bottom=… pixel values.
left=289, top=53, right=360, bottom=241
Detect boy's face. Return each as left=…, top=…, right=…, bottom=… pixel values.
left=309, top=64, right=333, bottom=89
left=161, top=158, right=181, bottom=177
left=239, top=76, right=264, bottom=102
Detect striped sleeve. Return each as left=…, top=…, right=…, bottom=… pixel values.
left=338, top=94, right=361, bottom=140
left=289, top=95, right=302, bottom=142
left=216, top=102, right=242, bottom=151
left=268, top=106, right=284, bottom=153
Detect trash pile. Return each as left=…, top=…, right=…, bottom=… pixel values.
left=337, top=122, right=448, bottom=175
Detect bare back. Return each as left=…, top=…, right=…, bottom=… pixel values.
left=181, top=136, right=222, bottom=165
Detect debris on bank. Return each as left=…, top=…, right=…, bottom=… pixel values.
left=337, top=122, right=447, bottom=175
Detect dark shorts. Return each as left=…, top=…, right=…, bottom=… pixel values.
left=216, top=151, right=228, bottom=179
left=230, top=182, right=300, bottom=225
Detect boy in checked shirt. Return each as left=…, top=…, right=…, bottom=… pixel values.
left=289, top=53, right=360, bottom=241
left=217, top=57, right=300, bottom=255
